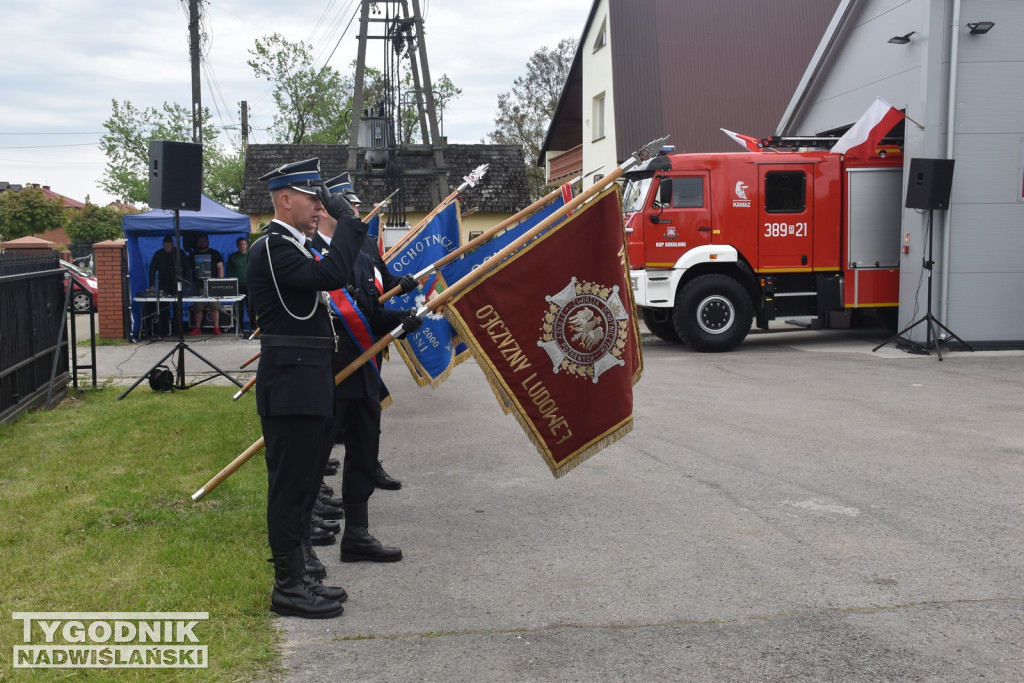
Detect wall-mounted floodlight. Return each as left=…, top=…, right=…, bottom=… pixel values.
left=888, top=31, right=915, bottom=44
left=967, top=21, right=995, bottom=35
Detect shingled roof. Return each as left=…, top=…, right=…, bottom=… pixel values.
left=240, top=144, right=530, bottom=216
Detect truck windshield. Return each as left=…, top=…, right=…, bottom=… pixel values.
left=621, top=174, right=653, bottom=213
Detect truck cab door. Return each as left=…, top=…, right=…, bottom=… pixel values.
left=757, top=164, right=814, bottom=270
left=645, top=172, right=712, bottom=267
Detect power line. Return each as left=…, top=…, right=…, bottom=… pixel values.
left=201, top=56, right=241, bottom=147
left=0, top=157, right=103, bottom=165
left=0, top=143, right=99, bottom=150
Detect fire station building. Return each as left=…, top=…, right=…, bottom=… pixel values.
left=779, top=0, right=1024, bottom=345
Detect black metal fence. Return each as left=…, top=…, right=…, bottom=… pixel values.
left=0, top=251, right=71, bottom=423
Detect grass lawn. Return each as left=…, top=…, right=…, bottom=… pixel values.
left=0, top=386, right=282, bottom=681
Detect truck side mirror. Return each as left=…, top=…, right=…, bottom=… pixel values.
left=657, top=178, right=673, bottom=208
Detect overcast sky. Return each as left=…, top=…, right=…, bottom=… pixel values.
left=0, top=0, right=592, bottom=206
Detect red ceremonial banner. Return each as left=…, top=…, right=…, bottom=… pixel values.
left=446, top=188, right=643, bottom=477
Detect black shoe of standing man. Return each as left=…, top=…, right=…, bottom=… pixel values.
left=374, top=460, right=402, bottom=490
left=313, top=493, right=344, bottom=520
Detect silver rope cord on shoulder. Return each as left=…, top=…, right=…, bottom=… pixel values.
left=263, top=233, right=321, bottom=321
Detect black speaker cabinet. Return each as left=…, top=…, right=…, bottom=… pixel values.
left=905, top=158, right=955, bottom=210
left=148, top=140, right=202, bottom=211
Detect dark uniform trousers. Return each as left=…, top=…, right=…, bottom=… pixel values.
left=331, top=341, right=382, bottom=506
left=247, top=220, right=364, bottom=555
left=313, top=233, right=405, bottom=507
left=263, top=413, right=334, bottom=551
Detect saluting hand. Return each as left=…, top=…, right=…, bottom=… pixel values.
left=316, top=183, right=356, bottom=220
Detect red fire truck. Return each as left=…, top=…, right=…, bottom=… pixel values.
left=625, top=140, right=904, bottom=352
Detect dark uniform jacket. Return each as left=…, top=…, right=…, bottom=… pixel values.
left=362, top=235, right=403, bottom=295
left=312, top=231, right=406, bottom=402
left=247, top=220, right=364, bottom=417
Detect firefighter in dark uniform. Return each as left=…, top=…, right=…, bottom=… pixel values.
left=246, top=158, right=366, bottom=619
left=312, top=173, right=422, bottom=563
left=356, top=196, right=417, bottom=490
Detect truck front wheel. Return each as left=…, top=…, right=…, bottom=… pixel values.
left=674, top=274, right=753, bottom=352
left=641, top=307, right=682, bottom=343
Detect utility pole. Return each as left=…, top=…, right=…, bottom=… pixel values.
left=240, top=101, right=249, bottom=149
left=346, top=0, right=448, bottom=212
left=189, top=0, right=202, bottom=145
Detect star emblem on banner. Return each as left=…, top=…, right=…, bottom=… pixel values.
left=538, top=277, right=629, bottom=383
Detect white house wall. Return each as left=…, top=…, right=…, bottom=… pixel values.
left=581, top=0, right=617, bottom=186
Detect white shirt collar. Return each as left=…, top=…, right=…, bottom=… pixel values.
left=316, top=230, right=332, bottom=245
left=276, top=220, right=307, bottom=244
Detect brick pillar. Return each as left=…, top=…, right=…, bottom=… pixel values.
left=93, top=239, right=127, bottom=340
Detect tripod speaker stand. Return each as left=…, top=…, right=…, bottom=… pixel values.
left=873, top=157, right=972, bottom=361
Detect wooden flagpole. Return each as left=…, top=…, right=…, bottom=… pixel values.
left=383, top=164, right=488, bottom=258
left=376, top=178, right=581, bottom=302
left=192, top=139, right=664, bottom=501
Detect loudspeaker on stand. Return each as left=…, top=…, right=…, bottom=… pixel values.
left=148, top=140, right=203, bottom=211
left=905, top=158, right=954, bottom=211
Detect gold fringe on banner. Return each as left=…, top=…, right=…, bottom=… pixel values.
left=553, top=421, right=634, bottom=479
left=438, top=186, right=644, bottom=478
left=392, top=339, right=464, bottom=388
left=445, top=301, right=634, bottom=478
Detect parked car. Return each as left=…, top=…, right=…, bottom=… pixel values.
left=60, top=259, right=98, bottom=313
left=73, top=254, right=93, bottom=272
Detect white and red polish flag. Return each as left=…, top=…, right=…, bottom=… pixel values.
left=830, top=97, right=905, bottom=160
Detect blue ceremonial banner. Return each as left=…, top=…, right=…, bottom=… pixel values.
left=438, top=191, right=568, bottom=287
left=383, top=201, right=466, bottom=387
left=365, top=213, right=384, bottom=257
left=365, top=214, right=380, bottom=241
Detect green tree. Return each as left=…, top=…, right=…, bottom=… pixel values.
left=0, top=186, right=67, bottom=241
left=248, top=33, right=349, bottom=144
left=490, top=38, right=577, bottom=200
left=206, top=151, right=245, bottom=209
left=65, top=203, right=126, bottom=245
left=98, top=100, right=244, bottom=208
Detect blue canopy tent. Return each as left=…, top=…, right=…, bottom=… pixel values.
left=121, top=195, right=251, bottom=339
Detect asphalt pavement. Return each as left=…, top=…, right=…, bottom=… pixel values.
left=75, top=322, right=1024, bottom=681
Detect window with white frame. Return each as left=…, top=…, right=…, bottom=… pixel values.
left=592, top=93, right=605, bottom=141
left=593, top=17, right=607, bottom=51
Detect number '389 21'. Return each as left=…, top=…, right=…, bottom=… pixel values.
left=763, top=222, right=808, bottom=238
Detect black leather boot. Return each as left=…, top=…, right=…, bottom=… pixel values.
left=374, top=460, right=402, bottom=490
left=340, top=503, right=402, bottom=563
left=312, top=513, right=340, bottom=533
left=269, top=547, right=343, bottom=619
left=303, top=538, right=327, bottom=578
left=310, top=526, right=336, bottom=546
left=320, top=491, right=344, bottom=507
left=313, top=493, right=344, bottom=520
left=303, top=573, right=348, bottom=603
